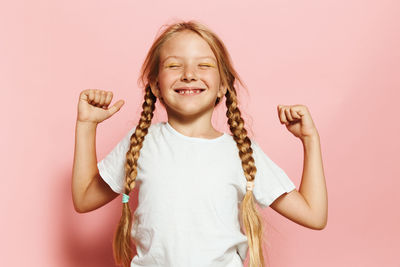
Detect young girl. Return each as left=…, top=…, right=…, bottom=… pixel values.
left=72, top=20, right=327, bottom=267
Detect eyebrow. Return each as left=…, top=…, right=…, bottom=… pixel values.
left=161, top=56, right=217, bottom=64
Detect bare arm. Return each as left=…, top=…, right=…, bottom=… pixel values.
left=71, top=89, right=125, bottom=213
left=270, top=132, right=328, bottom=230
left=270, top=104, right=328, bottom=230
left=71, top=120, right=119, bottom=213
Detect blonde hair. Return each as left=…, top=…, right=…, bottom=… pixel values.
left=113, top=20, right=266, bottom=267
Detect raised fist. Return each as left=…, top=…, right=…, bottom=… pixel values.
left=77, top=89, right=125, bottom=124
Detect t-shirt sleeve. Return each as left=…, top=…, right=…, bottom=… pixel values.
left=250, top=139, right=297, bottom=208
left=96, top=126, right=136, bottom=194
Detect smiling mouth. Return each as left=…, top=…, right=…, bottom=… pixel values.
left=174, top=88, right=206, bottom=95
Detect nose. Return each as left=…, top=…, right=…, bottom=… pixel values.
left=181, top=65, right=197, bottom=81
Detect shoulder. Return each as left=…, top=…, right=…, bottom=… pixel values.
left=248, top=138, right=276, bottom=165
left=118, top=122, right=163, bottom=145
left=223, top=135, right=266, bottom=163
left=149, top=121, right=163, bottom=132
left=126, top=121, right=163, bottom=135
left=223, top=135, right=262, bottom=150
left=248, top=137, right=263, bottom=156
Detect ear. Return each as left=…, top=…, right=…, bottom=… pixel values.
left=217, top=82, right=227, bottom=98
left=150, top=81, right=161, bottom=99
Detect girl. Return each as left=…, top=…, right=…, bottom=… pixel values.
left=72, top=20, right=327, bottom=267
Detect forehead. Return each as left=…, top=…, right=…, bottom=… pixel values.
left=159, top=31, right=216, bottom=62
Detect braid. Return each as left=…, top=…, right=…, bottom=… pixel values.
left=225, top=89, right=265, bottom=267
left=113, top=85, right=156, bottom=267
left=124, top=85, right=157, bottom=194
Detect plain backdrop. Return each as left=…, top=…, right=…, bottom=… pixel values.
left=1, top=0, right=399, bottom=266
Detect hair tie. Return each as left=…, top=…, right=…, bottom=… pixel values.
left=122, top=193, right=130, bottom=203
left=246, top=181, right=254, bottom=191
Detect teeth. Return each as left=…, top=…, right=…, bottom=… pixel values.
left=177, top=89, right=202, bottom=94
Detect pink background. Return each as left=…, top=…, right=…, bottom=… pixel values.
left=1, top=0, right=399, bottom=266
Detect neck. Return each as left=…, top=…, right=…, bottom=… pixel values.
left=166, top=109, right=222, bottom=139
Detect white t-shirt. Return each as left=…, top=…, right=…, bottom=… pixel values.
left=97, top=121, right=296, bottom=267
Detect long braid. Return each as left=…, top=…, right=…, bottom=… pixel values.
left=225, top=89, right=265, bottom=267
left=113, top=84, right=156, bottom=267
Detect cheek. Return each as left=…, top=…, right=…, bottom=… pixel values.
left=204, top=72, right=221, bottom=87
left=158, top=71, right=178, bottom=86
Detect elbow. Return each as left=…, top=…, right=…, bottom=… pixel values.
left=309, top=205, right=328, bottom=230
left=74, top=205, right=86, bottom=214
left=313, top=223, right=326, bottom=231
left=306, top=209, right=328, bottom=230
left=72, top=197, right=87, bottom=214
left=313, top=218, right=328, bottom=230
left=73, top=202, right=85, bottom=213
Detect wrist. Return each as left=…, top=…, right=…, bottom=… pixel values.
left=76, top=120, right=98, bottom=128
left=301, top=131, right=320, bottom=144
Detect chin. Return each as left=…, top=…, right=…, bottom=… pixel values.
left=168, top=104, right=212, bottom=118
